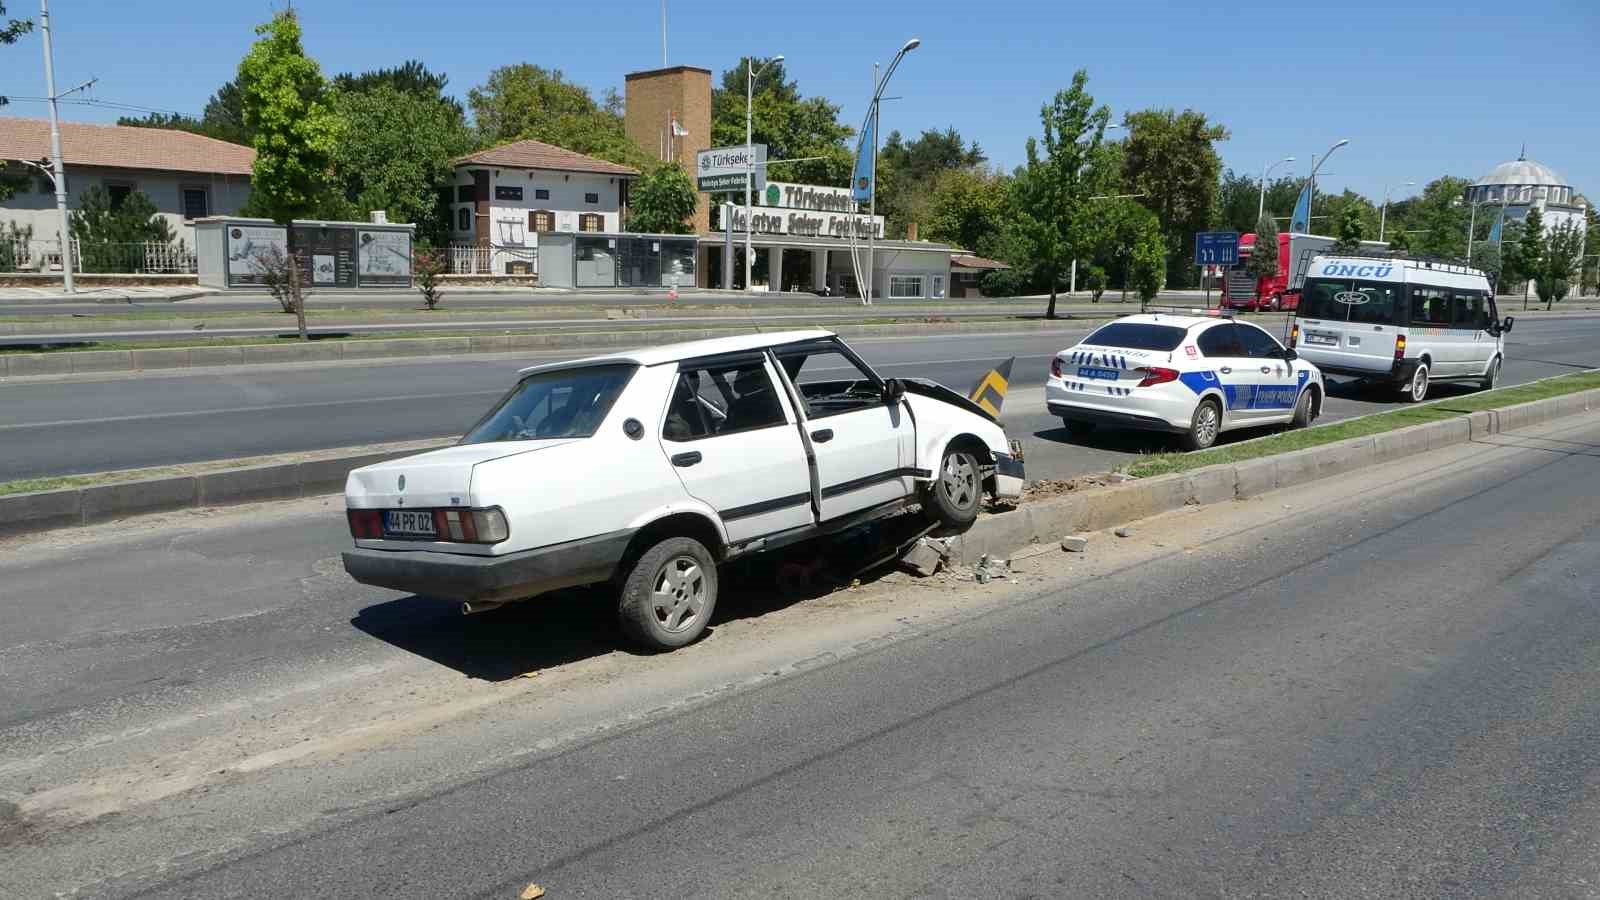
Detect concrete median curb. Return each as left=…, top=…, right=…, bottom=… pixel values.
left=2, top=318, right=1094, bottom=379
left=944, top=386, right=1600, bottom=566
left=2, top=386, right=1596, bottom=543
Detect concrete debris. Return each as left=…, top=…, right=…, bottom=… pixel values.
left=1114, top=526, right=1136, bottom=538
left=973, top=554, right=1012, bottom=584
left=1108, top=472, right=1134, bottom=483
left=898, top=536, right=953, bottom=578
left=1060, top=535, right=1090, bottom=553
left=520, top=884, right=547, bottom=899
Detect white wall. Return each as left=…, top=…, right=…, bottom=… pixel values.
left=0, top=166, right=250, bottom=244
left=448, top=166, right=626, bottom=273
left=872, top=247, right=951, bottom=299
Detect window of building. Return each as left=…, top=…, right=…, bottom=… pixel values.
left=457, top=208, right=471, bottom=232
left=584, top=192, right=600, bottom=204
left=578, top=213, right=604, bottom=233
left=535, top=189, right=550, bottom=200
left=529, top=210, right=555, bottom=233
left=930, top=274, right=946, bottom=299
left=663, top=358, right=787, bottom=441
left=494, top=185, right=523, bottom=202
left=888, top=274, right=924, bottom=298
left=181, top=187, right=210, bottom=220
left=457, top=185, right=475, bottom=203
left=105, top=182, right=135, bottom=210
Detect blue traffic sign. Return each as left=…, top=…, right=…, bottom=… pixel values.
left=1195, top=231, right=1240, bottom=266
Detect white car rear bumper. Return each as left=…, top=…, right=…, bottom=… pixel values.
left=1045, top=377, right=1196, bottom=432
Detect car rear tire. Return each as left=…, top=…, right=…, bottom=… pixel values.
left=1480, top=357, right=1501, bottom=391
left=1290, top=387, right=1315, bottom=428
left=1404, top=364, right=1430, bottom=403
left=1182, top=398, right=1222, bottom=451
left=616, top=537, right=717, bottom=651
left=924, top=448, right=982, bottom=531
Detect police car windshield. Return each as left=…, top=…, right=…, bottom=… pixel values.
left=1082, top=323, right=1187, bottom=351
left=1302, top=279, right=1403, bottom=325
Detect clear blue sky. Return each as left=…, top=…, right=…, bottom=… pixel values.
left=4, top=0, right=1596, bottom=202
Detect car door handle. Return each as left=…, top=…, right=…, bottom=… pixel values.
left=1219, top=366, right=1233, bottom=375
left=1260, top=366, right=1273, bottom=374
left=670, top=451, right=702, bottom=467
left=810, top=428, right=834, bottom=443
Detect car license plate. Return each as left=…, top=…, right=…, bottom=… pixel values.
left=1303, top=332, right=1337, bottom=346
left=383, top=509, right=437, bottom=538
left=1077, top=366, right=1120, bottom=381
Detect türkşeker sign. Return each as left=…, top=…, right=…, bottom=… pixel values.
left=696, top=145, right=767, bottom=192
left=724, top=180, right=883, bottom=239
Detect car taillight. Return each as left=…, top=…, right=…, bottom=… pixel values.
left=1289, top=324, right=1299, bottom=348
left=347, top=508, right=382, bottom=539
left=437, top=508, right=510, bottom=544
left=1050, top=356, right=1063, bottom=378
left=1135, top=366, right=1180, bottom=387
left=1394, top=334, right=1407, bottom=362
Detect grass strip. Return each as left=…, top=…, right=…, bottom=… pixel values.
left=1124, top=370, right=1600, bottom=479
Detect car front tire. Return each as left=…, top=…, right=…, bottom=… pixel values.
left=1183, top=398, right=1222, bottom=451
left=924, top=448, right=982, bottom=531
left=1291, top=387, right=1315, bottom=428
left=617, top=536, right=718, bottom=651
left=1480, top=357, right=1501, bottom=391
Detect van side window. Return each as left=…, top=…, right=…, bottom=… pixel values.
left=1451, top=291, right=1489, bottom=330
left=1409, top=287, right=1451, bottom=327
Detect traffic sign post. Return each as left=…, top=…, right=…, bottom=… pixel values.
left=1195, top=232, right=1240, bottom=308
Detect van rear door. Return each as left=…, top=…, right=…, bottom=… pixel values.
left=1297, top=274, right=1404, bottom=376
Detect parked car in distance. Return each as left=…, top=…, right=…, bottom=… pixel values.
left=342, top=330, right=1023, bottom=650
left=1046, top=312, right=1326, bottom=451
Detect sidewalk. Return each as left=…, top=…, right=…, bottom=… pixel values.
left=0, top=285, right=224, bottom=304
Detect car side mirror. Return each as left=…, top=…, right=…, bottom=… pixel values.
left=1502, top=316, right=1515, bottom=334
left=1281, top=348, right=1298, bottom=361
left=882, top=378, right=906, bottom=405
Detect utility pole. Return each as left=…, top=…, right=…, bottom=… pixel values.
left=867, top=62, right=877, bottom=305
left=39, top=0, right=77, bottom=294
left=1259, top=157, right=1294, bottom=222
left=744, top=55, right=783, bottom=292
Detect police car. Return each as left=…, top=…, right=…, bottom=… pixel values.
left=1046, top=312, right=1326, bottom=450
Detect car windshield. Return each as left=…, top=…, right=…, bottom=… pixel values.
left=1081, top=322, right=1187, bottom=351
left=461, top=364, right=635, bottom=444
left=1301, top=278, right=1403, bottom=325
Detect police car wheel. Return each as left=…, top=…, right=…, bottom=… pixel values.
left=1182, top=399, right=1222, bottom=451
left=1061, top=417, right=1097, bottom=434
left=1290, top=388, right=1315, bottom=428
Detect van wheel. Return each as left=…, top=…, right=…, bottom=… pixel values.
left=924, top=448, right=981, bottom=531
left=1480, top=357, right=1501, bottom=391
left=1290, top=388, right=1315, bottom=428
left=1182, top=398, right=1222, bottom=451
left=616, top=537, right=717, bottom=650
left=1404, top=364, right=1430, bottom=403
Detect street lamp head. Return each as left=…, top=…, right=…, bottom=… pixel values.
left=771, top=54, right=785, bottom=63
left=1333, top=139, right=1350, bottom=149
left=1284, top=156, right=1296, bottom=163
left=901, top=37, right=921, bottom=52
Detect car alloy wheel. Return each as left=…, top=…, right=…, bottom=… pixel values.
left=1410, top=365, right=1430, bottom=403
left=1193, top=402, right=1220, bottom=448
left=940, top=453, right=979, bottom=511
left=651, top=555, right=708, bottom=633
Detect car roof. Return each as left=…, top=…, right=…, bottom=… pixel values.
left=1095, top=313, right=1228, bottom=331
left=517, top=329, right=836, bottom=375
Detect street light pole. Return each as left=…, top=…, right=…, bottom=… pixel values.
left=1378, top=180, right=1415, bottom=242
left=1258, top=156, right=1294, bottom=222
left=744, top=54, right=783, bottom=293
left=851, top=37, right=918, bottom=306
left=1307, top=139, right=1349, bottom=232
left=39, top=0, right=75, bottom=294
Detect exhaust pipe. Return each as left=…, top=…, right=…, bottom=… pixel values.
left=462, top=599, right=507, bottom=615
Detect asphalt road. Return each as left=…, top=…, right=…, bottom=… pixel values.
left=3, top=314, right=1599, bottom=483
left=3, top=412, right=1597, bottom=897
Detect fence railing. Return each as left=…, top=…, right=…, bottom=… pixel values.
left=447, top=243, right=537, bottom=276
left=0, top=239, right=197, bottom=275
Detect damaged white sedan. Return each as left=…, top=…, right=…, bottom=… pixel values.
left=342, top=330, right=1023, bottom=650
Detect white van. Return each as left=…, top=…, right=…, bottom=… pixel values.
left=1290, top=255, right=1514, bottom=402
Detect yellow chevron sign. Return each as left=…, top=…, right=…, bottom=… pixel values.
left=966, top=357, right=1014, bottom=417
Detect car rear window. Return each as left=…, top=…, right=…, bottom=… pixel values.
left=1081, top=322, right=1187, bottom=351
left=461, top=364, right=636, bottom=444
left=1301, top=278, right=1403, bottom=325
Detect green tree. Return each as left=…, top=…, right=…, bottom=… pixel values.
left=1129, top=214, right=1167, bottom=307
left=237, top=10, right=342, bottom=339
left=711, top=58, right=853, bottom=187
left=1014, top=70, right=1112, bottom=317
left=1246, top=213, right=1279, bottom=280
left=333, top=60, right=460, bottom=112
left=1331, top=204, right=1367, bottom=254
left=1321, top=190, right=1380, bottom=244
left=1406, top=176, right=1473, bottom=258
left=1120, top=108, right=1230, bottom=286
left=875, top=127, right=985, bottom=236
left=117, top=80, right=254, bottom=145
left=921, top=168, right=1009, bottom=254
left=0, top=2, right=32, bottom=109
left=328, top=85, right=472, bottom=245
left=1538, top=219, right=1583, bottom=309
left=1386, top=227, right=1414, bottom=254
left=1519, top=207, right=1545, bottom=306
left=626, top=164, right=698, bottom=234
left=1217, top=168, right=1263, bottom=234
left=69, top=186, right=175, bottom=273
left=467, top=65, right=648, bottom=169
left=1473, top=241, right=1503, bottom=290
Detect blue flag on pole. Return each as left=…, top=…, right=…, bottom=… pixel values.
left=1289, top=184, right=1311, bottom=233
left=851, top=107, right=877, bottom=203
left=1487, top=207, right=1504, bottom=242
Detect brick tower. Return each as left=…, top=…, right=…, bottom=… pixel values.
left=624, top=65, right=713, bottom=234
